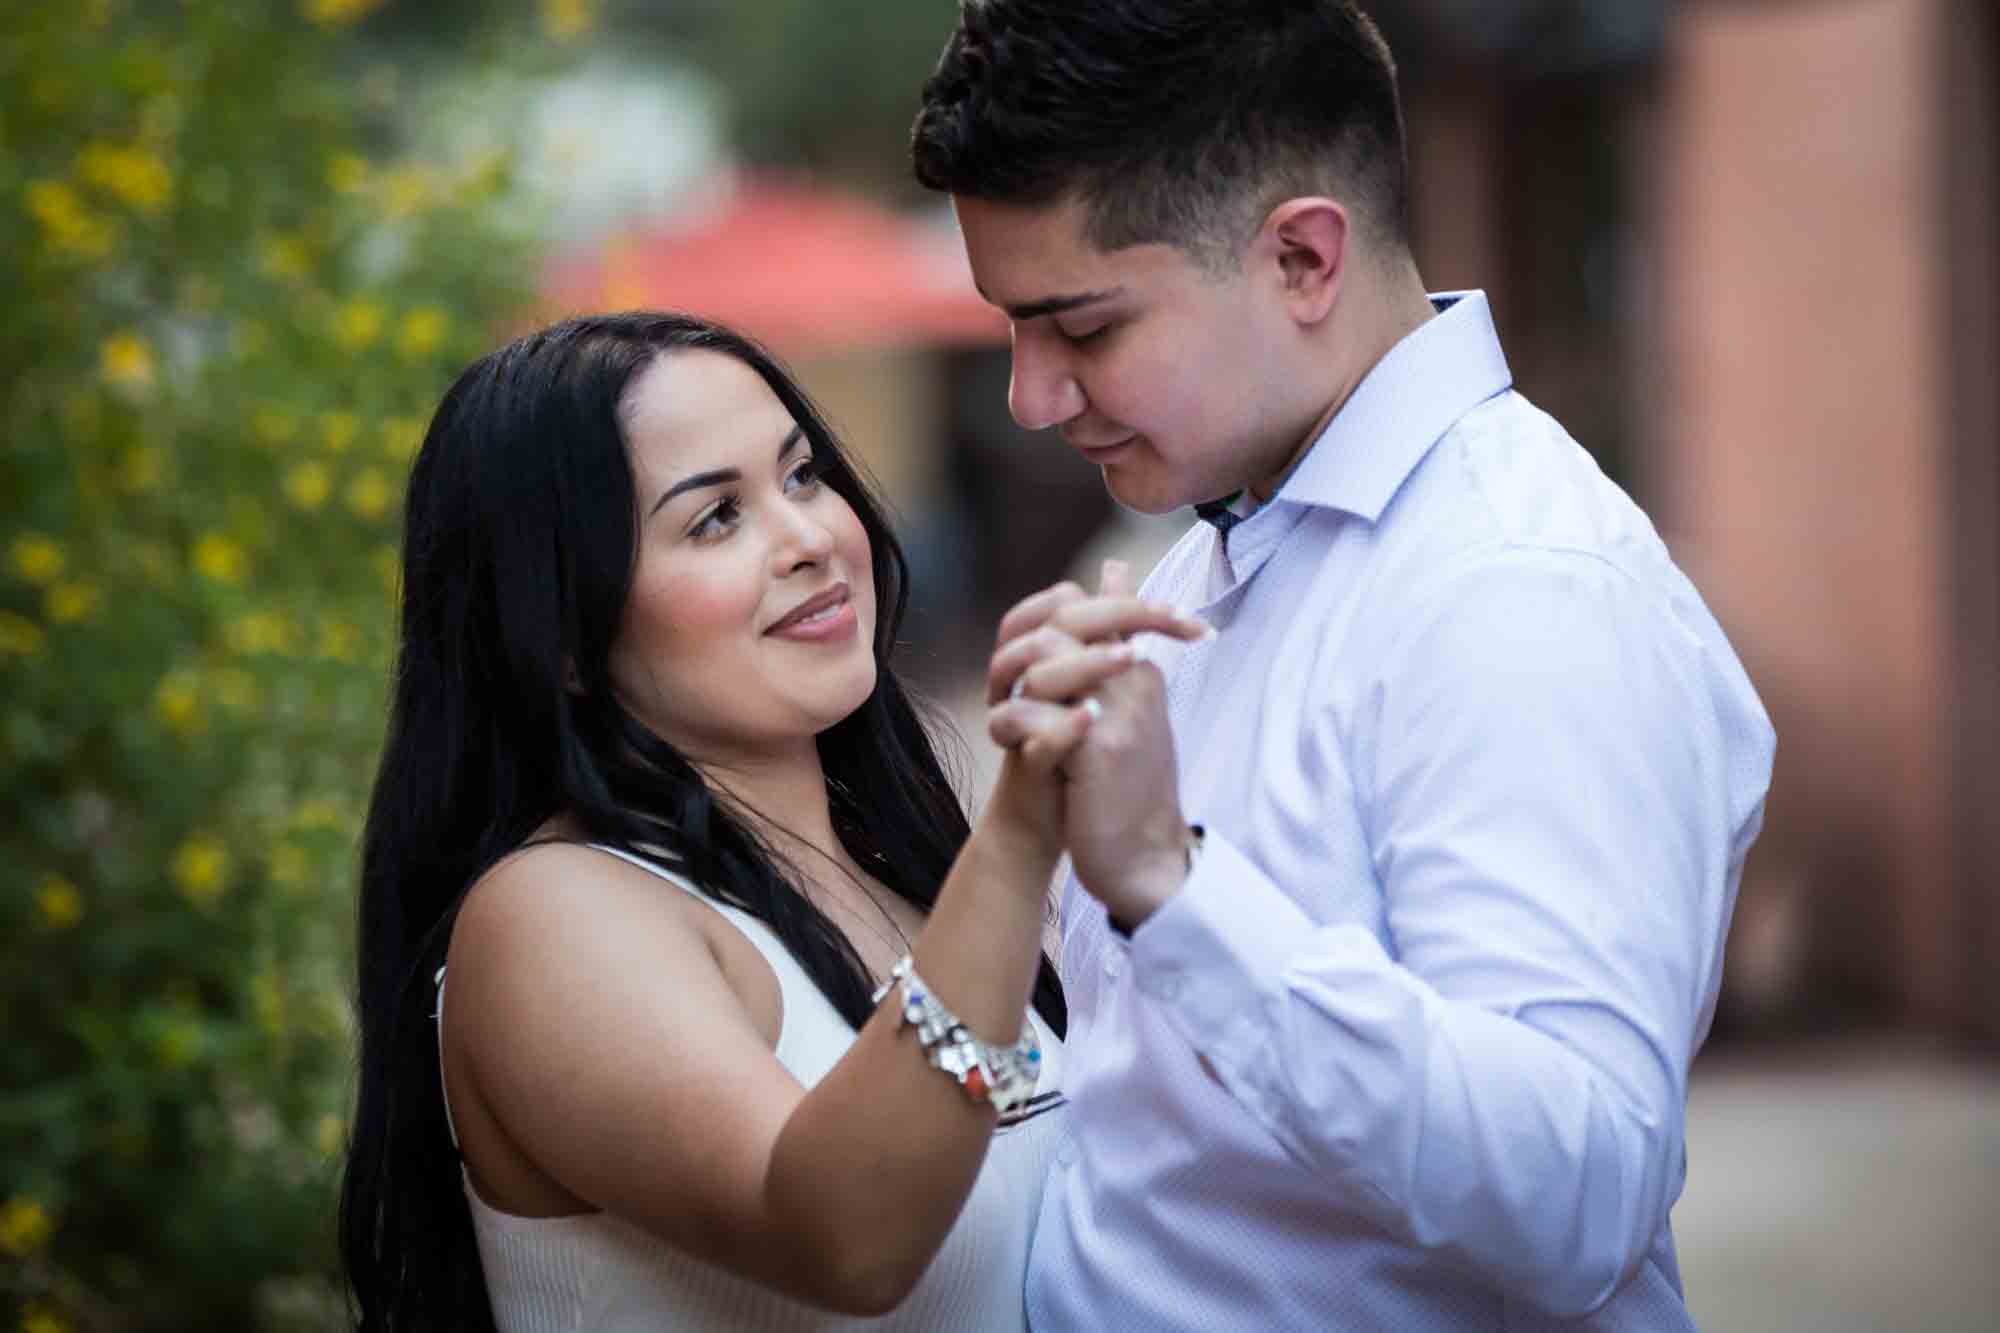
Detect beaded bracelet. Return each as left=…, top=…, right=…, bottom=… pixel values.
left=872, top=956, right=1043, bottom=1114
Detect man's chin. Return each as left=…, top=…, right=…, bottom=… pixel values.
left=1101, top=464, right=1198, bottom=516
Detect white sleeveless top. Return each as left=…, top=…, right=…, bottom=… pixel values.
left=438, top=844, right=1066, bottom=1332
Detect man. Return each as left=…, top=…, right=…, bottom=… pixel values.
left=914, top=2, right=1776, bottom=1329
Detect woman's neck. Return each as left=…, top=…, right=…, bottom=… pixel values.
left=696, top=742, right=860, bottom=886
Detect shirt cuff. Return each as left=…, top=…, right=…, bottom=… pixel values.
left=1126, top=829, right=1318, bottom=1039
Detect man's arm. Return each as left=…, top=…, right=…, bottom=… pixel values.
left=1046, top=548, right=1772, bottom=1317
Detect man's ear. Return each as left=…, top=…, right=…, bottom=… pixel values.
left=1257, top=197, right=1347, bottom=326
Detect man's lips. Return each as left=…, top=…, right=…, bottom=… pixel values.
left=765, top=582, right=850, bottom=635
left=1068, top=434, right=1137, bottom=461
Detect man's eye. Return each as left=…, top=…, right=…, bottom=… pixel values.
left=1059, top=322, right=1110, bottom=346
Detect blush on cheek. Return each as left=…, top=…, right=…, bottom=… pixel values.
left=610, top=560, right=759, bottom=705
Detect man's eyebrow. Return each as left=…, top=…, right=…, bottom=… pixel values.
left=648, top=425, right=807, bottom=517
left=995, top=288, right=1123, bottom=322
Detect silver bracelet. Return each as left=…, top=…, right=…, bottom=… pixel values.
left=872, top=956, right=1043, bottom=1114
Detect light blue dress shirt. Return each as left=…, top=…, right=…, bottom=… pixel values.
left=1025, top=292, right=1776, bottom=1331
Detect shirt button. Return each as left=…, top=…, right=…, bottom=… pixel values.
left=1155, top=976, right=1184, bottom=1002
left=1102, top=952, right=1124, bottom=979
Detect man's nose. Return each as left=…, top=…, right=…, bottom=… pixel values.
left=1007, top=333, right=1086, bottom=432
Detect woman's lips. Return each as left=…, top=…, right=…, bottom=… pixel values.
left=768, top=600, right=857, bottom=642
left=766, top=584, right=857, bottom=642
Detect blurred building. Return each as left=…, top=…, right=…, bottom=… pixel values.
left=1392, top=0, right=1998, bottom=1045
left=552, top=0, right=1998, bottom=1046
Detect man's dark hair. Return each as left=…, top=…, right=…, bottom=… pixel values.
left=912, top=0, right=1409, bottom=268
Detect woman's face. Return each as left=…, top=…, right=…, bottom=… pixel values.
left=604, top=349, right=878, bottom=769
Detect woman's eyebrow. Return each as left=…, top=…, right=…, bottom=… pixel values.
left=649, top=425, right=807, bottom=517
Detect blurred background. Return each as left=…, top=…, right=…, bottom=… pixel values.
left=1, top=0, right=1993, bottom=1329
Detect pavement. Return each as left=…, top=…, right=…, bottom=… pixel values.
left=1676, top=1041, right=2000, bottom=1332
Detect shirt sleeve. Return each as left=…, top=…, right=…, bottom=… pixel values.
left=1124, top=546, right=1767, bottom=1318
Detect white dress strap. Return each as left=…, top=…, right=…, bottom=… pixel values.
left=434, top=964, right=462, bottom=1152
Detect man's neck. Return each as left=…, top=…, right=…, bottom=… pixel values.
left=1252, top=261, right=1437, bottom=503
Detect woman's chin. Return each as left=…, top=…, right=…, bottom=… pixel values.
left=818, top=663, right=880, bottom=731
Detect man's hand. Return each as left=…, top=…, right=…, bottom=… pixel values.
left=987, top=561, right=1207, bottom=928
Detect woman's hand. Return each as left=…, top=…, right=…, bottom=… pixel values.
left=978, top=561, right=1206, bottom=854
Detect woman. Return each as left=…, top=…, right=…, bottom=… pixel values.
left=337, top=311, right=1201, bottom=1331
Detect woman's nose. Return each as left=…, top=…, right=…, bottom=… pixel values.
left=773, top=503, right=836, bottom=572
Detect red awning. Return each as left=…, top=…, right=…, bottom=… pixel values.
left=542, top=174, right=1007, bottom=356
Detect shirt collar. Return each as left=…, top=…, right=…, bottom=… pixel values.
left=1261, top=290, right=1513, bottom=524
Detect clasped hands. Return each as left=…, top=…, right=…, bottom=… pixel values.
left=984, top=560, right=1210, bottom=929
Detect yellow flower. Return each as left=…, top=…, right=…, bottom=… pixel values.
left=293, top=798, right=346, bottom=831
left=283, top=461, right=332, bottom=511
left=333, top=299, right=385, bottom=351
left=191, top=533, right=248, bottom=585
left=256, top=232, right=313, bottom=282
left=76, top=142, right=173, bottom=214
left=0, top=612, right=45, bottom=657
left=25, top=179, right=118, bottom=259
left=318, top=618, right=362, bottom=663
left=303, top=0, right=385, bottom=28
left=0, top=1195, right=52, bottom=1255
left=319, top=411, right=360, bottom=453
left=44, top=582, right=101, bottom=624
left=268, top=840, right=310, bottom=890
left=395, top=306, right=449, bottom=362
left=225, top=611, right=299, bottom=656
left=21, top=1305, right=72, bottom=1333
left=252, top=405, right=297, bottom=447
left=100, top=332, right=155, bottom=390
left=380, top=164, right=440, bottom=220
left=171, top=836, right=231, bottom=907
left=540, top=0, right=596, bottom=41
left=35, top=874, right=84, bottom=930
left=326, top=152, right=371, bottom=195
left=381, top=416, right=425, bottom=461
left=154, top=670, right=205, bottom=736
left=316, top=1113, right=346, bottom=1157
left=10, top=534, right=65, bottom=585
left=346, top=468, right=394, bottom=521
left=373, top=543, right=401, bottom=596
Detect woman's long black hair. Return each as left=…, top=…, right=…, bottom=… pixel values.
left=337, top=312, right=1065, bottom=1332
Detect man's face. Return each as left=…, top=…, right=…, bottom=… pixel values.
left=955, top=194, right=1311, bottom=514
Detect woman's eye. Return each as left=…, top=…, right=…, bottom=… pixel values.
left=690, top=497, right=740, bottom=540
left=785, top=457, right=823, bottom=492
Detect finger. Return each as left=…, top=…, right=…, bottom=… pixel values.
left=1020, top=713, right=1093, bottom=775
left=995, top=581, right=1088, bottom=649
left=987, top=623, right=1088, bottom=704
left=989, top=699, right=1095, bottom=773
left=1047, top=596, right=1211, bottom=646
left=1016, top=641, right=1138, bottom=702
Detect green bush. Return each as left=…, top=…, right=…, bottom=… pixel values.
left=0, top=3, right=547, bottom=1327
